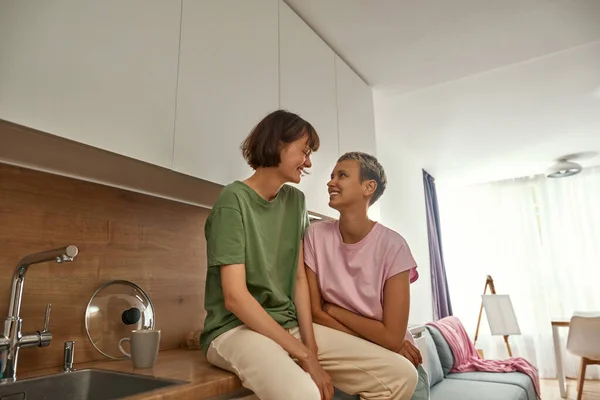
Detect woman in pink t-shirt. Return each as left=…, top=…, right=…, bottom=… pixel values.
left=304, top=152, right=429, bottom=399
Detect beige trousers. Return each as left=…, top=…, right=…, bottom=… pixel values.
left=206, top=323, right=418, bottom=400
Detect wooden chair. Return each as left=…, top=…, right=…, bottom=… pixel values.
left=566, top=312, right=600, bottom=400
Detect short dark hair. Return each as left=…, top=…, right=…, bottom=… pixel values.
left=337, top=152, right=387, bottom=205
left=241, top=110, right=320, bottom=169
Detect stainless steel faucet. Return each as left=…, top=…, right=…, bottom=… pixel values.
left=0, top=245, right=78, bottom=383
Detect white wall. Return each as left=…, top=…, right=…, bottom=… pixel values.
left=374, top=100, right=433, bottom=324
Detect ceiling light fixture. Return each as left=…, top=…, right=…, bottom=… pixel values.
left=545, top=152, right=599, bottom=179
left=546, top=159, right=582, bottom=178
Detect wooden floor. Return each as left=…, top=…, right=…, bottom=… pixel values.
left=541, top=378, right=600, bottom=399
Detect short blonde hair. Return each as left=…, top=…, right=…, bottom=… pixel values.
left=337, top=152, right=387, bottom=205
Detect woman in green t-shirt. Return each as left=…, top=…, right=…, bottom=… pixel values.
left=201, top=110, right=418, bottom=400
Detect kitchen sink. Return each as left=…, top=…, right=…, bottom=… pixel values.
left=0, top=369, right=186, bottom=400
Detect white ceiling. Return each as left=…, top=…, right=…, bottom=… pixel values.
left=285, top=0, right=600, bottom=185
left=285, top=0, right=600, bottom=94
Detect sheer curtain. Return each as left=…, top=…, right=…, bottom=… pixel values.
left=437, top=166, right=600, bottom=379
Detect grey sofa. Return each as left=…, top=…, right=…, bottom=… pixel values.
left=334, top=325, right=537, bottom=400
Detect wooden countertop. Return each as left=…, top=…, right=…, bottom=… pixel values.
left=17, top=349, right=247, bottom=400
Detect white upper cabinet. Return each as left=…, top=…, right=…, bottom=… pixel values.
left=0, top=0, right=378, bottom=210
left=279, top=1, right=339, bottom=217
left=0, top=1, right=181, bottom=169
left=335, top=55, right=377, bottom=157
left=173, top=0, right=279, bottom=185
left=335, top=55, right=379, bottom=220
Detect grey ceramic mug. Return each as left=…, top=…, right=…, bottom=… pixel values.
left=118, top=329, right=161, bottom=368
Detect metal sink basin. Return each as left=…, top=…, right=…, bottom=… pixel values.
left=0, top=369, right=186, bottom=400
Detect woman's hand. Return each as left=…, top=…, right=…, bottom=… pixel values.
left=325, top=299, right=422, bottom=370
left=298, top=354, right=334, bottom=400
left=398, top=340, right=422, bottom=367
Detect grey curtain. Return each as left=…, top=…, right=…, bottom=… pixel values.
left=423, top=169, right=453, bottom=320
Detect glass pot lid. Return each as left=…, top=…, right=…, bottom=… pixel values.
left=84, top=280, right=155, bottom=360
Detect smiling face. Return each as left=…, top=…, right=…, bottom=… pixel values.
left=328, top=159, right=373, bottom=210
left=278, top=134, right=313, bottom=184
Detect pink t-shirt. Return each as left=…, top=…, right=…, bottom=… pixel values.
left=303, top=220, right=418, bottom=342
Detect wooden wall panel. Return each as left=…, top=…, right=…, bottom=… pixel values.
left=0, top=162, right=210, bottom=372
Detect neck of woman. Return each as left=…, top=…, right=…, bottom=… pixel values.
left=338, top=205, right=375, bottom=244
left=244, top=168, right=286, bottom=201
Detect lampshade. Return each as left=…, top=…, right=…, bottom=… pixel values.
left=482, top=294, right=521, bottom=336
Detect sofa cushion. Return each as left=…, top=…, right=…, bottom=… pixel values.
left=333, top=389, right=357, bottom=400
left=430, top=378, right=527, bottom=400
left=448, top=372, right=536, bottom=400
left=412, top=364, right=431, bottom=400
left=426, top=326, right=454, bottom=376
left=421, top=329, right=444, bottom=386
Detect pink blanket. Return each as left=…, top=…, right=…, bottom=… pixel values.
left=427, top=316, right=540, bottom=399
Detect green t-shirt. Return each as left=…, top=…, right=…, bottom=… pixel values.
left=199, top=180, right=310, bottom=355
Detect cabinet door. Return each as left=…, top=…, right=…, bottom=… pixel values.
left=335, top=56, right=380, bottom=219
left=279, top=1, right=339, bottom=217
left=335, top=56, right=376, bottom=157
left=173, top=0, right=279, bottom=185
left=0, top=1, right=181, bottom=169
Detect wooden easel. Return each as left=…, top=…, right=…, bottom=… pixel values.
left=474, top=275, right=513, bottom=357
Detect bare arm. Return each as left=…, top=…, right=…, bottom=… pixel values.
left=220, top=263, right=311, bottom=361
left=294, top=245, right=318, bottom=353
left=305, top=265, right=360, bottom=337
left=324, top=271, right=411, bottom=352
